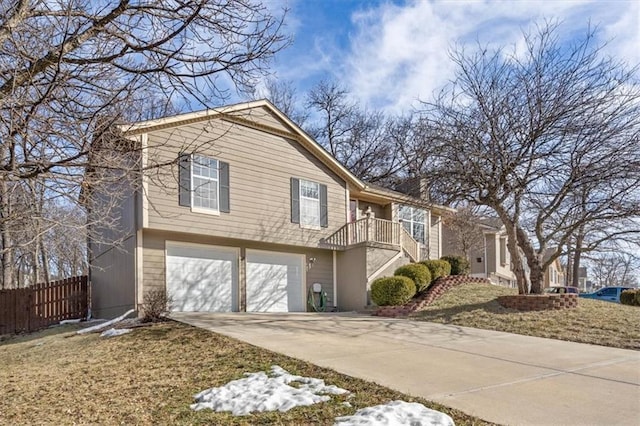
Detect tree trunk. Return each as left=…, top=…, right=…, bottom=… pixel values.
left=507, top=234, right=528, bottom=294
left=571, top=229, right=585, bottom=288
left=528, top=261, right=545, bottom=294
left=40, top=239, right=50, bottom=283
left=0, top=181, right=14, bottom=289
left=514, top=225, right=545, bottom=294
left=493, top=208, right=530, bottom=294
left=565, top=244, right=573, bottom=287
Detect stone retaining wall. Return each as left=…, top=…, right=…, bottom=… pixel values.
left=376, top=275, right=491, bottom=318
left=496, top=294, right=578, bottom=311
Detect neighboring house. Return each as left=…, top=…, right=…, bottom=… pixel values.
left=577, top=267, right=588, bottom=291
left=542, top=248, right=565, bottom=288
left=443, top=217, right=516, bottom=287
left=88, top=100, right=451, bottom=318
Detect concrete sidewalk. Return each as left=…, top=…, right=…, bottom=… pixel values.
left=171, top=312, right=640, bottom=426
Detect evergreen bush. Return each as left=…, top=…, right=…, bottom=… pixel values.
left=370, top=276, right=416, bottom=306
left=394, top=263, right=431, bottom=292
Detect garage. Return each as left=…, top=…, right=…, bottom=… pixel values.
left=246, top=250, right=305, bottom=312
left=166, top=243, right=238, bottom=312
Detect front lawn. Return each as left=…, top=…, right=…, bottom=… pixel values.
left=0, top=321, right=491, bottom=425
left=411, top=283, right=640, bottom=350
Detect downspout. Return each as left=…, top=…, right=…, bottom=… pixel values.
left=483, top=233, right=488, bottom=277
left=426, top=209, right=431, bottom=259
left=134, top=133, right=148, bottom=313
left=332, top=250, right=338, bottom=309
left=437, top=215, right=442, bottom=258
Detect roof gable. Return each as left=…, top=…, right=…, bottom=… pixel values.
left=120, top=99, right=453, bottom=213
left=122, top=99, right=366, bottom=191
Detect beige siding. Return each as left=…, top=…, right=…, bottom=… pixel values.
left=366, top=245, right=402, bottom=278
left=429, top=214, right=441, bottom=259
left=91, top=235, right=136, bottom=318
left=142, top=229, right=334, bottom=310
left=335, top=243, right=404, bottom=310
left=492, top=233, right=514, bottom=282
left=144, top=120, right=346, bottom=248
left=486, top=234, right=497, bottom=274
left=366, top=247, right=409, bottom=284
left=228, top=106, right=293, bottom=133
left=306, top=250, right=334, bottom=308
left=470, top=245, right=486, bottom=275
left=336, top=246, right=368, bottom=311
left=354, top=200, right=390, bottom=220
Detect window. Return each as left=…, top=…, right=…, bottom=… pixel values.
left=192, top=155, right=219, bottom=211
left=178, top=153, right=230, bottom=213
left=499, top=237, right=507, bottom=265
left=399, top=205, right=425, bottom=244
left=300, top=179, right=320, bottom=227
left=598, top=288, right=617, bottom=297
left=290, top=178, right=328, bottom=228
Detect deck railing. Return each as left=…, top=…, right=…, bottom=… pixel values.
left=400, top=227, right=420, bottom=262
left=323, top=218, right=420, bottom=262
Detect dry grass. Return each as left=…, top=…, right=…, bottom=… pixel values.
left=0, top=321, right=493, bottom=426
left=412, top=283, right=640, bottom=350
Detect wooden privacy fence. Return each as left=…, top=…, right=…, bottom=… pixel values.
left=0, top=276, right=88, bottom=335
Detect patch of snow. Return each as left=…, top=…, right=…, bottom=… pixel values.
left=100, top=328, right=132, bottom=338
left=334, top=400, right=455, bottom=426
left=60, top=319, right=82, bottom=325
left=342, top=402, right=352, bottom=407
left=191, top=365, right=349, bottom=415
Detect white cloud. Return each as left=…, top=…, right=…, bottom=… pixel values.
left=342, top=0, right=639, bottom=113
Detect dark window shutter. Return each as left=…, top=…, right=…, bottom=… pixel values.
left=320, top=184, right=328, bottom=228
left=219, top=161, right=230, bottom=213
left=291, top=178, right=299, bottom=223
left=178, top=154, right=191, bottom=207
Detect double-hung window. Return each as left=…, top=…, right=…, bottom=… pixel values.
left=178, top=153, right=230, bottom=214
left=291, top=178, right=328, bottom=228
left=399, top=205, right=426, bottom=244
left=192, top=155, right=219, bottom=211
left=300, top=179, right=320, bottom=227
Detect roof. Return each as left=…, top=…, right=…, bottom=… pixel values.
left=121, top=99, right=453, bottom=213
left=477, top=217, right=504, bottom=231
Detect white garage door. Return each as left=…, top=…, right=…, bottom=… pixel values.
left=246, top=250, right=305, bottom=312
left=166, top=243, right=238, bottom=312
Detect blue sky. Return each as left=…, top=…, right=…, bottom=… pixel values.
left=255, top=0, right=639, bottom=113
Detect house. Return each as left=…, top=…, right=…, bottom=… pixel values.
left=577, top=266, right=588, bottom=291
left=442, top=217, right=516, bottom=287
left=88, top=100, right=451, bottom=318
left=542, top=248, right=565, bottom=288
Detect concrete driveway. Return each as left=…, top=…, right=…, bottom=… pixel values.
left=171, top=312, right=640, bottom=426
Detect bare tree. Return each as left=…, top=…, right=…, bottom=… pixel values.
left=306, top=80, right=404, bottom=183
left=0, top=0, right=288, bottom=287
left=255, top=78, right=309, bottom=127
left=442, top=206, right=486, bottom=260
left=587, top=251, right=639, bottom=288
left=420, top=22, right=640, bottom=294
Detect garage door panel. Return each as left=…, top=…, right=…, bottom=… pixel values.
left=246, top=251, right=304, bottom=312
left=166, top=244, right=238, bottom=312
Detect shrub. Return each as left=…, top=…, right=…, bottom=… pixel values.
left=420, top=259, right=452, bottom=283
left=370, top=276, right=416, bottom=306
left=394, top=263, right=431, bottom=292
left=440, top=255, right=470, bottom=275
left=141, top=288, right=173, bottom=322
left=620, top=289, right=640, bottom=306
